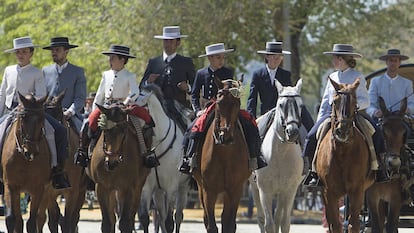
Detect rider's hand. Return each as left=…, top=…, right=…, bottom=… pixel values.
left=177, top=81, right=189, bottom=92
left=374, top=109, right=383, bottom=118
left=63, top=109, right=73, bottom=119
left=196, top=110, right=205, bottom=117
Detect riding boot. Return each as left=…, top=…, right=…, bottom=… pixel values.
left=75, top=124, right=91, bottom=167
left=51, top=160, right=71, bottom=190
left=179, top=138, right=195, bottom=174
left=142, top=124, right=159, bottom=168
left=303, top=170, right=322, bottom=186
left=375, top=153, right=390, bottom=183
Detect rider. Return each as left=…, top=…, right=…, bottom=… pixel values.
left=0, top=36, right=70, bottom=189
left=139, top=26, right=196, bottom=133
left=75, top=44, right=157, bottom=168
left=302, top=44, right=390, bottom=186
left=179, top=43, right=267, bottom=174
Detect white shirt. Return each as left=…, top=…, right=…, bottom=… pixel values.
left=266, top=65, right=278, bottom=86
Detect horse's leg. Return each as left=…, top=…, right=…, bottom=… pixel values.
left=64, top=187, right=87, bottom=233
left=279, top=190, right=297, bottom=233
left=117, top=189, right=134, bottom=233
left=27, top=190, right=45, bottom=233
left=324, top=191, right=341, bottom=233
left=259, top=190, right=276, bottom=233
left=347, top=191, right=364, bottom=233
left=367, top=191, right=382, bottom=233
left=175, top=174, right=191, bottom=233
left=386, top=199, right=401, bottom=233
left=222, top=187, right=243, bottom=233
left=4, top=186, right=23, bottom=233
left=47, top=199, right=60, bottom=233
left=202, top=187, right=218, bottom=233
left=250, top=177, right=265, bottom=233
left=36, top=192, right=49, bottom=233
left=96, top=184, right=116, bottom=233
left=153, top=188, right=168, bottom=233
left=138, top=190, right=152, bottom=233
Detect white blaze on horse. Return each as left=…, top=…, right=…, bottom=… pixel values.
left=250, top=79, right=304, bottom=233
left=136, top=84, right=192, bottom=233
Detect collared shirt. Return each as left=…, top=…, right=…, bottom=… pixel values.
left=266, top=65, right=278, bottom=86
left=163, top=52, right=177, bottom=63
left=367, top=72, right=414, bottom=116
left=56, top=62, right=68, bottom=74
left=317, top=68, right=369, bottom=121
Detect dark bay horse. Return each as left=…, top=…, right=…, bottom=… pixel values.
left=316, top=78, right=375, bottom=233
left=37, top=91, right=89, bottom=233
left=88, top=103, right=150, bottom=233
left=192, top=77, right=251, bottom=233
left=366, top=97, right=411, bottom=233
left=1, top=93, right=50, bottom=233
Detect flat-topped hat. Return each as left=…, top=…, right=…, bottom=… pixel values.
left=323, top=44, right=362, bottom=58
left=257, top=41, right=291, bottom=55
left=101, top=44, right=136, bottom=58
left=154, top=26, right=188, bottom=39
left=5, top=36, right=39, bottom=53
left=198, top=43, right=234, bottom=57
left=379, top=49, right=409, bottom=61
left=43, top=37, right=78, bottom=50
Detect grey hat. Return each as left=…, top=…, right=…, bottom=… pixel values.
left=198, top=43, right=234, bottom=57
left=257, top=42, right=291, bottom=55
left=154, top=26, right=188, bottom=39
left=323, top=44, right=362, bottom=58
left=101, top=44, right=136, bottom=58
left=379, top=49, right=409, bottom=61
left=5, top=36, right=39, bottom=53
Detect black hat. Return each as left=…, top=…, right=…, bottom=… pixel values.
left=101, top=44, right=136, bottom=58
left=257, top=42, right=291, bottom=55
left=379, top=49, right=409, bottom=61
left=43, top=37, right=78, bottom=50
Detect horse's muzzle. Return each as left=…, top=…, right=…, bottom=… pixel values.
left=285, top=126, right=299, bottom=143
left=386, top=154, right=401, bottom=176
left=104, top=155, right=123, bottom=171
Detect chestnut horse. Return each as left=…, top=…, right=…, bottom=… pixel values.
left=316, top=78, right=374, bottom=233
left=37, top=91, right=89, bottom=233
left=2, top=93, right=50, bottom=233
left=192, top=78, right=251, bottom=233
left=366, top=97, right=413, bottom=233
left=251, top=79, right=304, bottom=233
left=88, top=103, right=150, bottom=233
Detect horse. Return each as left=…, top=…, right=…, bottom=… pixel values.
left=88, top=103, right=151, bottom=233
left=1, top=92, right=51, bottom=233
left=135, top=84, right=192, bottom=233
left=36, top=91, right=89, bottom=233
left=316, top=78, right=375, bottom=233
left=250, top=79, right=304, bottom=233
left=366, top=96, right=414, bottom=233
left=191, top=77, right=251, bottom=233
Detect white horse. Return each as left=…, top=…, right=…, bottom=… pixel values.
left=136, top=84, right=193, bottom=233
left=250, top=79, right=304, bottom=233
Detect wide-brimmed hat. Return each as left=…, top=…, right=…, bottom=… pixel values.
left=4, top=36, right=39, bottom=53
left=257, top=42, right=291, bottom=55
left=43, top=37, right=78, bottom=50
left=379, top=49, right=409, bottom=61
left=154, top=26, right=188, bottom=39
left=101, top=44, right=136, bottom=58
left=323, top=44, right=362, bottom=58
left=198, top=43, right=234, bottom=57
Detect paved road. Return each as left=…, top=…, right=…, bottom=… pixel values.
left=1, top=220, right=413, bottom=233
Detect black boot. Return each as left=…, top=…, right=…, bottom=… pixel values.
left=142, top=124, right=159, bottom=168
left=75, top=125, right=90, bottom=168
left=143, top=150, right=160, bottom=168
left=179, top=139, right=195, bottom=174
left=303, top=170, right=321, bottom=186
left=256, top=155, right=267, bottom=169
left=51, top=163, right=71, bottom=190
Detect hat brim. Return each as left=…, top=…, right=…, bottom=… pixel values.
left=101, top=51, right=136, bottom=58
left=198, top=49, right=234, bottom=57
left=154, top=35, right=188, bottom=39
left=379, top=54, right=409, bottom=61
left=43, top=44, right=78, bottom=50
left=257, top=50, right=291, bottom=55
left=323, top=51, right=362, bottom=58
left=4, top=45, right=40, bottom=53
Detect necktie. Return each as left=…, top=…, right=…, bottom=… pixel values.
left=270, top=70, right=276, bottom=86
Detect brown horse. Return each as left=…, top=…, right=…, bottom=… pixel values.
left=1, top=93, right=50, bottom=233
left=316, top=78, right=375, bottom=233
left=192, top=77, right=251, bottom=233
left=36, top=91, right=89, bottom=233
left=88, top=103, right=150, bottom=233
left=366, top=97, right=409, bottom=233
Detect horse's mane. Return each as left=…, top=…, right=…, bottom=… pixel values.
left=140, top=84, right=172, bottom=116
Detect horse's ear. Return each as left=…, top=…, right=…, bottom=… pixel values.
left=329, top=78, right=341, bottom=91
left=400, top=97, right=407, bottom=115
left=238, top=74, right=244, bottom=83
left=379, top=96, right=390, bottom=116
left=38, top=95, right=48, bottom=105
left=96, top=104, right=110, bottom=116
left=295, top=78, right=303, bottom=94
left=17, top=92, right=27, bottom=105
left=57, top=89, right=66, bottom=101
left=275, top=80, right=283, bottom=95
left=351, top=78, right=361, bottom=90
left=213, top=76, right=224, bottom=90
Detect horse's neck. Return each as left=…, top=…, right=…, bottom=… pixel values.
left=149, top=97, right=181, bottom=140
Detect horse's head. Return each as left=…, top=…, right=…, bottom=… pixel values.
left=379, top=96, right=407, bottom=176
left=330, top=78, right=359, bottom=143
left=45, top=90, right=66, bottom=122
left=15, top=92, right=47, bottom=161
left=274, top=79, right=303, bottom=143
left=97, top=103, right=132, bottom=171
left=213, top=77, right=242, bottom=144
